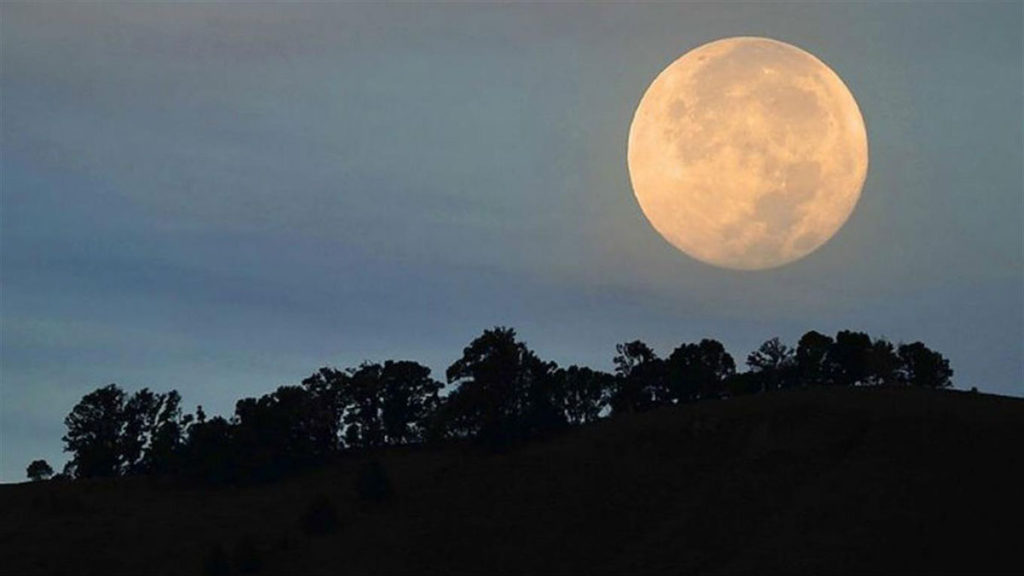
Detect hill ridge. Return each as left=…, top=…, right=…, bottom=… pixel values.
left=2, top=387, right=1021, bottom=575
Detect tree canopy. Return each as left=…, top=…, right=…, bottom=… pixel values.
left=50, top=327, right=955, bottom=482
left=26, top=459, right=53, bottom=482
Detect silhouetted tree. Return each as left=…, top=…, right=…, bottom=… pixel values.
left=63, top=384, right=190, bottom=478
left=301, top=362, right=440, bottom=449
left=330, top=361, right=439, bottom=447
left=342, top=363, right=386, bottom=448
left=53, top=325, right=959, bottom=485
left=828, top=331, right=873, bottom=387
left=609, top=341, right=665, bottom=413
left=864, top=338, right=901, bottom=386
left=300, top=367, right=349, bottom=453
left=120, top=388, right=163, bottom=474
left=181, top=414, right=236, bottom=483
left=898, top=342, right=953, bottom=388
left=443, top=327, right=564, bottom=445
left=797, top=331, right=834, bottom=386
left=138, top=390, right=193, bottom=475
left=59, top=461, right=76, bottom=480
left=667, top=339, right=736, bottom=402
left=553, top=365, right=613, bottom=425
left=63, top=384, right=128, bottom=478
left=26, top=459, right=53, bottom=481
left=424, top=384, right=483, bottom=442
left=379, top=360, right=442, bottom=445
left=746, top=337, right=796, bottom=392
left=613, top=340, right=658, bottom=378
left=232, top=385, right=329, bottom=477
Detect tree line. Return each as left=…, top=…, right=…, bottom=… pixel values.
left=27, top=327, right=953, bottom=483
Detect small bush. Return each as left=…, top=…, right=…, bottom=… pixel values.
left=355, top=459, right=394, bottom=503
left=300, top=494, right=340, bottom=536
left=26, top=459, right=54, bottom=482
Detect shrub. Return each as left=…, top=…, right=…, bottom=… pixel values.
left=26, top=459, right=54, bottom=482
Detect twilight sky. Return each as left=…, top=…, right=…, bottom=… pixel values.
left=2, top=3, right=1021, bottom=482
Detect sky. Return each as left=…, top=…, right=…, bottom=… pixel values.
left=2, top=2, right=1021, bottom=482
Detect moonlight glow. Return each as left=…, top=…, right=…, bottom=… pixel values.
left=627, top=37, right=869, bottom=270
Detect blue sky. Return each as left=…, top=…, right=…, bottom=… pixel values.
left=2, top=3, right=1021, bottom=482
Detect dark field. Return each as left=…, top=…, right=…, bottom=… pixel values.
left=2, top=387, right=1021, bottom=575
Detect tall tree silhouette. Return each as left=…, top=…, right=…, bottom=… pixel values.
left=553, top=365, right=613, bottom=425
left=180, top=413, right=236, bottom=483
left=143, top=390, right=193, bottom=475
left=343, top=364, right=387, bottom=448
left=120, top=388, right=165, bottom=474
left=667, top=339, right=736, bottom=402
left=232, top=385, right=333, bottom=476
left=827, top=331, right=873, bottom=387
left=63, top=384, right=128, bottom=478
left=746, top=337, right=796, bottom=392
left=444, top=327, right=564, bottom=445
left=864, top=338, right=901, bottom=386
left=300, top=367, right=349, bottom=453
left=341, top=360, right=441, bottom=447
left=379, top=360, right=442, bottom=445
left=610, top=341, right=665, bottom=413
left=63, top=384, right=179, bottom=478
left=898, top=342, right=953, bottom=388
left=796, top=331, right=834, bottom=386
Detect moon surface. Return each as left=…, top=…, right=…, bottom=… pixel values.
left=627, top=37, right=868, bottom=270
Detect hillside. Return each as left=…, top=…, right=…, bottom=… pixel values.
left=2, top=387, right=1022, bottom=575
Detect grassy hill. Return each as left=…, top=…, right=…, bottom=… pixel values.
left=2, top=387, right=1022, bottom=575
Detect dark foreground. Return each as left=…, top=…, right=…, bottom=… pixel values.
left=2, top=387, right=1022, bottom=575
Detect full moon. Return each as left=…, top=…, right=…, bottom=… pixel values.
left=627, top=37, right=868, bottom=270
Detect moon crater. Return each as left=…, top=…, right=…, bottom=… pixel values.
left=628, top=37, right=868, bottom=270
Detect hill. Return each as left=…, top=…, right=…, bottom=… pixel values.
left=2, top=387, right=1022, bottom=575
